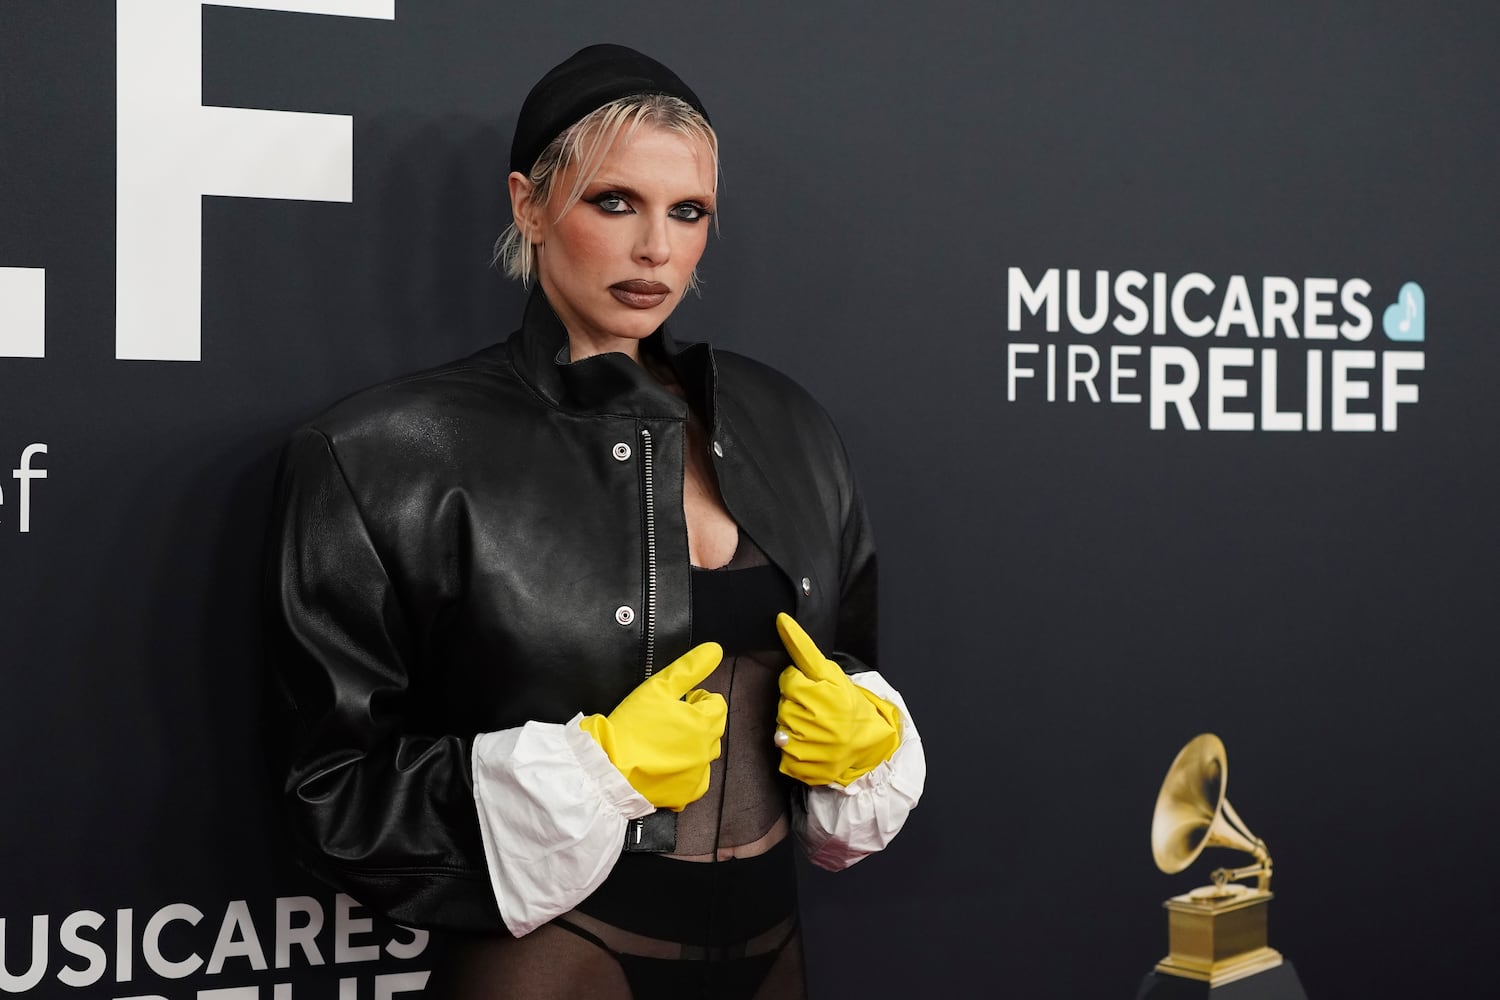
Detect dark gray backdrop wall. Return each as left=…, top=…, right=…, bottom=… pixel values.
left=2, top=1, right=1497, bottom=996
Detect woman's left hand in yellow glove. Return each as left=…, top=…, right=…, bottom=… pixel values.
left=774, top=612, right=901, bottom=786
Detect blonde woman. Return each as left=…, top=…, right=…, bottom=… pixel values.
left=265, top=44, right=925, bottom=998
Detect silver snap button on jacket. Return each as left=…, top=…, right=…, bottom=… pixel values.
left=615, top=605, right=635, bottom=626
left=801, top=577, right=812, bottom=595
left=612, top=442, right=631, bottom=461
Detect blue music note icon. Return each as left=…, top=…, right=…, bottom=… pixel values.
left=1382, top=282, right=1425, bottom=342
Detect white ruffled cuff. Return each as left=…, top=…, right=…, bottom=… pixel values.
left=472, top=714, right=652, bottom=936
left=796, top=671, right=926, bottom=871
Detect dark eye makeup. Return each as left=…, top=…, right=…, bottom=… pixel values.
left=669, top=202, right=712, bottom=223
left=586, top=192, right=631, bottom=214
left=583, top=191, right=713, bottom=223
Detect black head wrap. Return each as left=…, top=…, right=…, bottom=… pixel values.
left=509, top=43, right=710, bottom=175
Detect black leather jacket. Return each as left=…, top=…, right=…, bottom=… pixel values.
left=263, top=292, right=879, bottom=932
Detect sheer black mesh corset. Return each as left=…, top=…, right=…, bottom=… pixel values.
left=671, top=534, right=798, bottom=856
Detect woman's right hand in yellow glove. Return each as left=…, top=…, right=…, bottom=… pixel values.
left=578, top=643, right=727, bottom=811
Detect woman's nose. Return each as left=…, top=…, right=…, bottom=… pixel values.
left=634, top=216, right=671, bottom=266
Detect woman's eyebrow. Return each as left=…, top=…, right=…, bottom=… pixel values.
left=589, top=180, right=714, bottom=204
left=586, top=180, right=641, bottom=198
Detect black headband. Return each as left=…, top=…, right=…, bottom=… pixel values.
left=509, top=43, right=710, bottom=175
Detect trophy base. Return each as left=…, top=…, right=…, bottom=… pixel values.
left=1156, top=886, right=1284, bottom=985
left=1157, top=946, right=1282, bottom=985
left=1136, top=959, right=1308, bottom=999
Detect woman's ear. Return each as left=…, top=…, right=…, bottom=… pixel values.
left=507, top=171, right=541, bottom=244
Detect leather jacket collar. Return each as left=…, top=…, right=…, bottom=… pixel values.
left=509, top=287, right=717, bottom=424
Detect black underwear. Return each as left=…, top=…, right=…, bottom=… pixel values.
left=552, top=921, right=797, bottom=1000
left=558, top=837, right=800, bottom=998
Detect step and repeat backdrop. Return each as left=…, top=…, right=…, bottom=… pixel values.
left=3, top=2, right=1497, bottom=996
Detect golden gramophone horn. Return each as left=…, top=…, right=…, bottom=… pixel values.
left=1147, top=735, right=1292, bottom=989
left=1151, top=733, right=1272, bottom=891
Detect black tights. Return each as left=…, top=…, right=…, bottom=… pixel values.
left=425, top=841, right=805, bottom=999
left=425, top=921, right=804, bottom=999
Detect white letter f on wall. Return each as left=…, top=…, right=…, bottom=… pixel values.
left=116, top=1, right=395, bottom=361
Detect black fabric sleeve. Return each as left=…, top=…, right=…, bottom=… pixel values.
left=262, top=427, right=504, bottom=932
left=831, top=468, right=879, bottom=677
left=819, top=413, right=879, bottom=679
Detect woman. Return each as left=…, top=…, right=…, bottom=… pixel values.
left=264, top=44, right=925, bottom=998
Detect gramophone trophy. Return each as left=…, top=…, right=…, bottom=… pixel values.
left=1136, top=734, right=1308, bottom=999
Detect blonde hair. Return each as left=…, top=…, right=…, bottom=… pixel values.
left=494, top=93, right=720, bottom=285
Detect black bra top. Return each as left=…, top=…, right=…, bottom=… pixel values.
left=689, top=536, right=797, bottom=654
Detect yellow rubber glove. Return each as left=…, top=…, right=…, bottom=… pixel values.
left=774, top=613, right=901, bottom=786
left=579, top=643, right=727, bottom=811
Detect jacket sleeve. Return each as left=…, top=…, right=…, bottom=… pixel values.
left=263, top=427, right=501, bottom=930
left=263, top=427, right=645, bottom=933
left=798, top=434, right=926, bottom=868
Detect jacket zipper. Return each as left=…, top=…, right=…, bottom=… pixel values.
left=633, top=426, right=659, bottom=846
left=639, top=426, right=658, bottom=679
